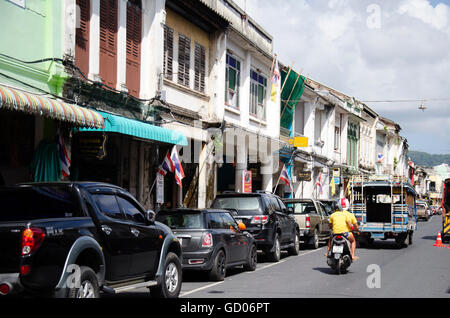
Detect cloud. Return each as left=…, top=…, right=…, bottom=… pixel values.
left=233, top=0, right=450, bottom=154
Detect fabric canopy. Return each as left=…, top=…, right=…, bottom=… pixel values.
left=0, top=84, right=104, bottom=129
left=80, top=111, right=188, bottom=146
left=280, top=69, right=306, bottom=129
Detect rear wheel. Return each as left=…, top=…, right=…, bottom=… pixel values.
left=310, top=229, right=320, bottom=249
left=243, top=244, right=258, bottom=271
left=288, top=231, right=300, bottom=256
left=267, top=233, right=281, bottom=262
left=62, top=266, right=99, bottom=298
left=209, top=250, right=226, bottom=281
left=149, top=252, right=182, bottom=298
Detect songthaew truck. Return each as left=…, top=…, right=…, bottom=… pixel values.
left=350, top=175, right=417, bottom=248
left=442, top=178, right=450, bottom=242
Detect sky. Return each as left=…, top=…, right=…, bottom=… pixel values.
left=233, top=0, right=450, bottom=154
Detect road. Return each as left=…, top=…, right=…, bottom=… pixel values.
left=103, top=215, right=450, bottom=298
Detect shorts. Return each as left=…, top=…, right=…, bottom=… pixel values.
left=333, top=232, right=350, bottom=239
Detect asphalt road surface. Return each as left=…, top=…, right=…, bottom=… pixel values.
left=103, top=215, right=450, bottom=298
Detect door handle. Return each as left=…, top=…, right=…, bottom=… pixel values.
left=101, top=225, right=112, bottom=235
left=131, top=228, right=140, bottom=237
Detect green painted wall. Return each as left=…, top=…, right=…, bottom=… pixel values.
left=0, top=0, right=68, bottom=95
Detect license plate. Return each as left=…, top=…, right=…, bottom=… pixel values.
left=332, top=245, right=344, bottom=254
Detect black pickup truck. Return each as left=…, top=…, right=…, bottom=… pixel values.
left=0, top=182, right=182, bottom=298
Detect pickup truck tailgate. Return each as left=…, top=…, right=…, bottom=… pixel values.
left=0, top=223, right=26, bottom=273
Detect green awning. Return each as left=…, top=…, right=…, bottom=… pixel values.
left=80, top=111, right=188, bottom=146
left=280, top=69, right=306, bottom=129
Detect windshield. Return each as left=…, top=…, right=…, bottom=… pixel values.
left=0, top=186, right=81, bottom=221
left=212, top=197, right=261, bottom=212
left=156, top=212, right=204, bottom=230
left=285, top=201, right=316, bottom=214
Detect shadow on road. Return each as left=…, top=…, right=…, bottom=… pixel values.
left=312, top=267, right=336, bottom=275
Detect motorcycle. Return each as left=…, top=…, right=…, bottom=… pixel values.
left=327, top=234, right=352, bottom=275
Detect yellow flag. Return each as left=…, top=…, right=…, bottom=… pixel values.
left=271, top=57, right=280, bottom=102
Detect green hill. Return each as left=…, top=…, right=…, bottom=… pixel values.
left=408, top=151, right=450, bottom=167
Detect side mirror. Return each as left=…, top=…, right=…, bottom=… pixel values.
left=238, top=222, right=246, bottom=231
left=287, top=207, right=294, bottom=214
left=145, top=210, right=156, bottom=224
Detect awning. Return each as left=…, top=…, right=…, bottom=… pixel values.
left=0, top=84, right=104, bottom=129
left=80, top=111, right=188, bottom=146
left=280, top=68, right=306, bottom=129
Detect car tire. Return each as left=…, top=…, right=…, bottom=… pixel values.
left=61, top=266, right=100, bottom=298
left=288, top=231, right=300, bottom=256
left=243, top=244, right=258, bottom=271
left=150, top=252, right=182, bottom=298
left=310, top=229, right=320, bottom=249
left=267, top=233, right=281, bottom=262
left=209, top=249, right=226, bottom=281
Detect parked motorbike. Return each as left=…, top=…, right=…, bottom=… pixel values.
left=327, top=234, right=352, bottom=275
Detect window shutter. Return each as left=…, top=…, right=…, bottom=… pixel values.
left=178, top=34, right=190, bottom=87
left=194, top=43, right=206, bottom=93
left=75, top=0, right=90, bottom=78
left=99, top=0, right=118, bottom=88
left=163, top=25, right=174, bottom=80
left=126, top=0, right=142, bottom=97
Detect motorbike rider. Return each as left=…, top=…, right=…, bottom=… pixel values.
left=326, top=197, right=359, bottom=261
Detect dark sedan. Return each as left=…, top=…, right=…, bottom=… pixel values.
left=156, top=209, right=257, bottom=281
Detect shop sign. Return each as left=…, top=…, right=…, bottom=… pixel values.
left=243, top=170, right=252, bottom=193
left=74, top=133, right=107, bottom=159
left=333, top=177, right=341, bottom=185
left=333, top=168, right=340, bottom=177
left=156, top=173, right=164, bottom=204
left=297, top=171, right=311, bottom=181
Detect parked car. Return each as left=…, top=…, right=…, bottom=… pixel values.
left=319, top=199, right=335, bottom=217
left=211, top=191, right=300, bottom=262
left=416, top=202, right=429, bottom=221
left=156, top=208, right=257, bottom=281
left=282, top=198, right=331, bottom=249
left=0, top=182, right=183, bottom=298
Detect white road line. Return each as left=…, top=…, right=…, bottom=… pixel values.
left=180, top=247, right=325, bottom=297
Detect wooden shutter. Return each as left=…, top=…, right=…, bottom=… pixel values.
left=163, top=25, right=174, bottom=80
left=126, top=0, right=142, bottom=97
left=75, top=0, right=90, bottom=78
left=194, top=43, right=206, bottom=93
left=177, top=34, right=190, bottom=87
left=99, top=0, right=118, bottom=89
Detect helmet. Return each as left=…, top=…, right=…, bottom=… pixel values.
left=334, top=197, right=349, bottom=211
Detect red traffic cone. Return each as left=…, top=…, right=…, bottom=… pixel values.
left=433, top=232, right=445, bottom=247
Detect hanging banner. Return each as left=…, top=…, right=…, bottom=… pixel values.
left=243, top=170, right=252, bottom=193
left=156, top=173, right=164, bottom=204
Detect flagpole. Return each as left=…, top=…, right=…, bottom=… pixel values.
left=273, top=164, right=284, bottom=193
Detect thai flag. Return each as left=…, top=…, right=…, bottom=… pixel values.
left=57, top=134, right=71, bottom=178
left=158, top=146, right=185, bottom=187
left=170, top=146, right=185, bottom=187
left=279, top=164, right=293, bottom=192
left=316, top=172, right=323, bottom=195
left=377, top=153, right=384, bottom=163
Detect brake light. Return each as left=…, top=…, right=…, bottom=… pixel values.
left=251, top=215, right=269, bottom=225
left=201, top=233, right=213, bottom=248
left=306, top=216, right=311, bottom=229
left=21, top=228, right=45, bottom=256
left=336, top=235, right=343, bottom=239
left=20, top=265, right=31, bottom=276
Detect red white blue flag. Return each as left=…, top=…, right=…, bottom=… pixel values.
left=158, top=146, right=185, bottom=187
left=57, top=134, right=70, bottom=178
left=279, top=164, right=293, bottom=192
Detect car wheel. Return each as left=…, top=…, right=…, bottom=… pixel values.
left=288, top=231, right=300, bottom=256
left=268, top=233, right=281, bottom=262
left=209, top=249, right=226, bottom=281
left=150, top=252, right=182, bottom=298
left=64, top=266, right=99, bottom=299
left=243, top=244, right=258, bottom=271
left=310, top=229, right=319, bottom=249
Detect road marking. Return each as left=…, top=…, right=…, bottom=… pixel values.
left=180, top=281, right=224, bottom=297
left=254, top=259, right=287, bottom=272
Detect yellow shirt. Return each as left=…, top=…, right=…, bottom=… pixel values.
left=329, top=211, right=352, bottom=234
left=343, top=210, right=357, bottom=230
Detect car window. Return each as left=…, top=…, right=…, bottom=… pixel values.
left=116, top=196, right=146, bottom=224
left=285, top=201, right=317, bottom=215
left=212, top=197, right=261, bottom=211
left=156, top=212, right=203, bottom=229
left=277, top=198, right=287, bottom=212
left=208, top=212, right=227, bottom=229
left=270, top=196, right=281, bottom=212
left=220, top=212, right=238, bottom=229
left=320, top=202, right=333, bottom=216
left=93, top=194, right=124, bottom=220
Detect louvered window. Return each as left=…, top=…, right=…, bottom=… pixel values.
left=99, top=0, right=118, bottom=89
left=75, top=0, right=90, bottom=78
left=126, top=0, right=142, bottom=97
left=177, top=34, right=191, bottom=87
left=194, top=43, right=206, bottom=93
left=163, top=25, right=174, bottom=80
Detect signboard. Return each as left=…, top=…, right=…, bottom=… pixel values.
left=156, top=173, right=164, bottom=204
left=74, top=133, right=107, bottom=159
left=288, top=136, right=308, bottom=148
left=333, top=177, right=341, bottom=185
left=297, top=171, right=312, bottom=181
left=243, top=170, right=252, bottom=193
left=333, top=168, right=340, bottom=177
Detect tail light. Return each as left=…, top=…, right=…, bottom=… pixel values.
left=251, top=215, right=269, bottom=225
left=336, top=235, right=343, bottom=239
left=21, top=228, right=45, bottom=256
left=201, top=233, right=213, bottom=248
left=305, top=216, right=311, bottom=229
left=0, top=283, right=11, bottom=295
